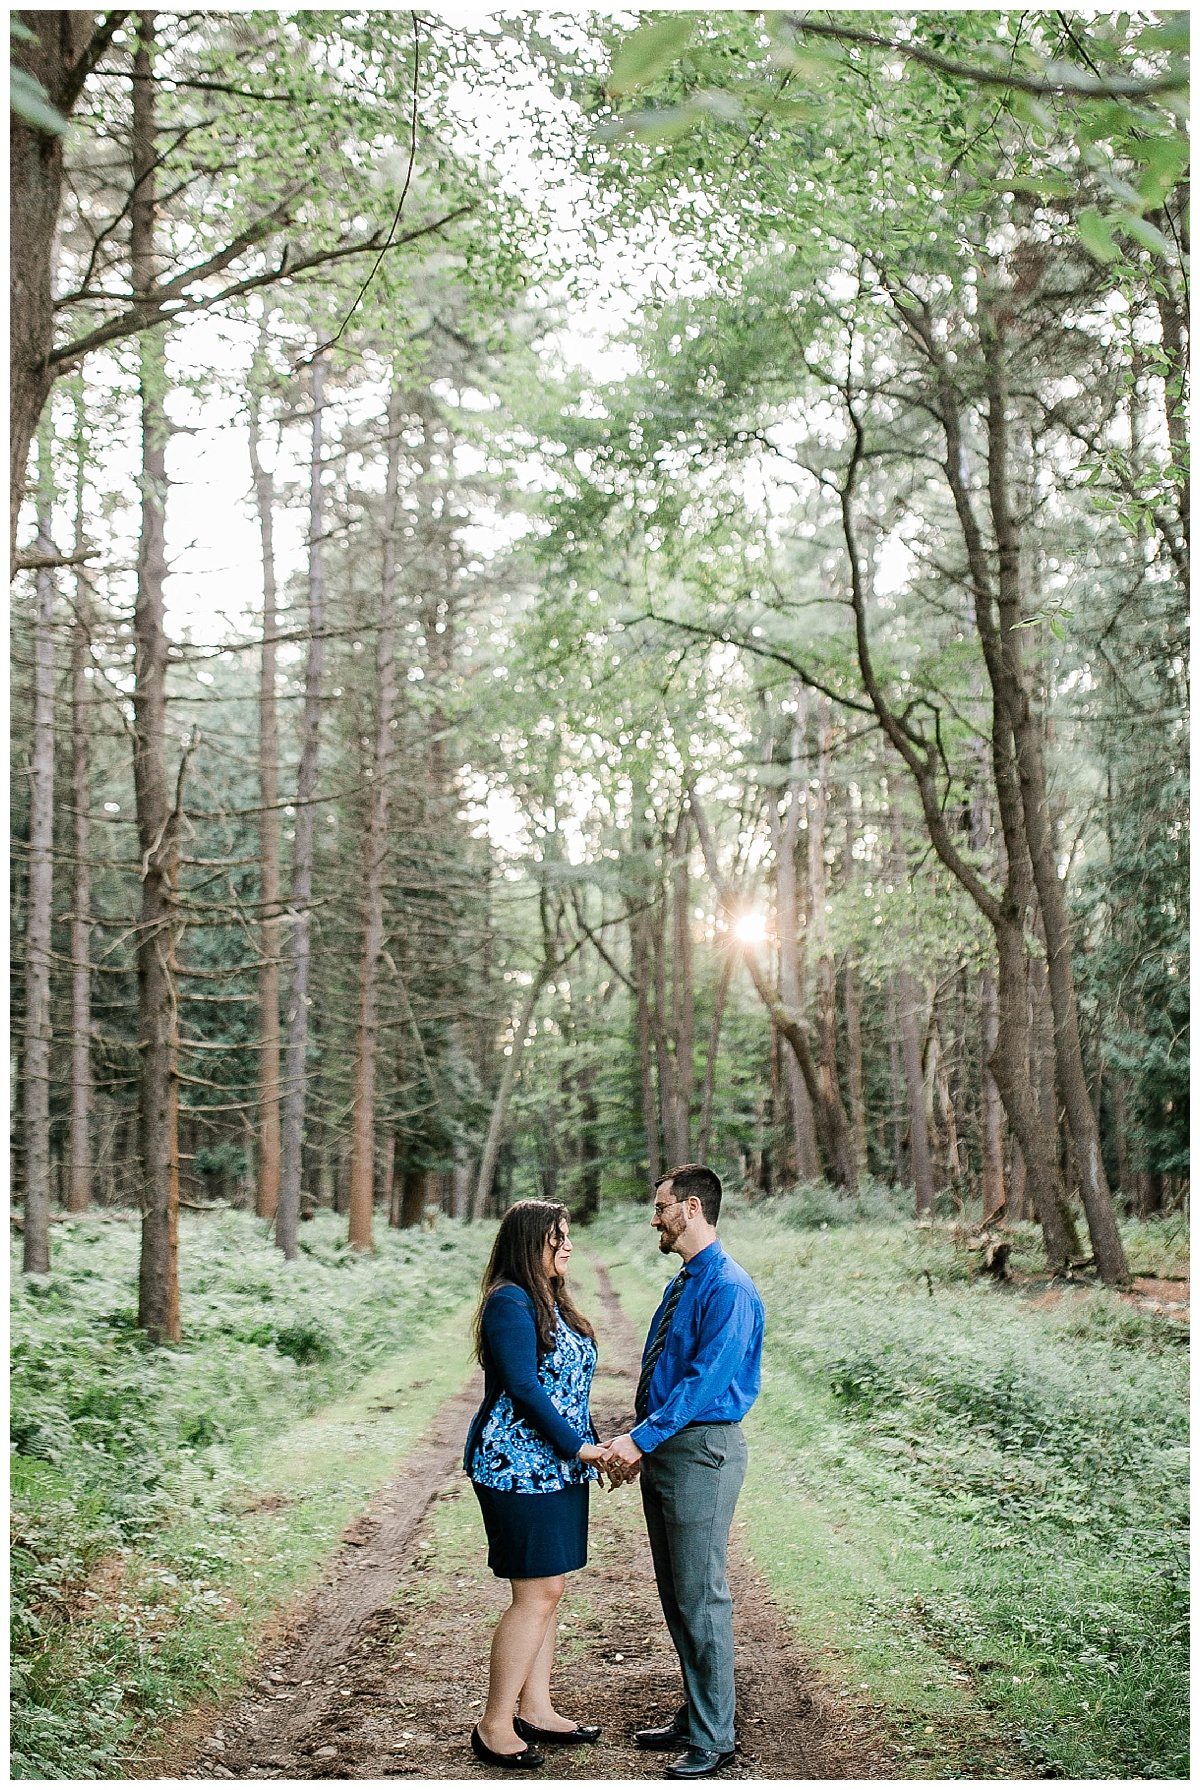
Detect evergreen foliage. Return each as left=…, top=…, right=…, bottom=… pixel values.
left=7, top=10, right=1188, bottom=1775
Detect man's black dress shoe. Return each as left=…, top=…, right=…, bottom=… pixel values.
left=470, top=1725, right=544, bottom=1769
left=664, top=1747, right=737, bottom=1779
left=514, top=1717, right=600, bottom=1746
left=635, top=1707, right=691, bottom=1750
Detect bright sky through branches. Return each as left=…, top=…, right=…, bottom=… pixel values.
left=126, top=8, right=654, bottom=647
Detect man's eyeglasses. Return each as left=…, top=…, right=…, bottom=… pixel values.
left=651, top=1197, right=685, bottom=1218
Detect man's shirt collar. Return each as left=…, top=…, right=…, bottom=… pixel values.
left=679, top=1238, right=723, bottom=1277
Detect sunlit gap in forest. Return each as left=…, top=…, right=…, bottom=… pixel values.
left=10, top=6, right=1188, bottom=1783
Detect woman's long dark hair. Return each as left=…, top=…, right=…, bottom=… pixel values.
left=474, top=1199, right=596, bottom=1361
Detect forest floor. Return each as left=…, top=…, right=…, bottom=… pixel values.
left=119, top=1208, right=1187, bottom=1783
left=152, top=1255, right=897, bottom=1782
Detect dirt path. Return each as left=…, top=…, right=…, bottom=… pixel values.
left=171, top=1256, right=891, bottom=1781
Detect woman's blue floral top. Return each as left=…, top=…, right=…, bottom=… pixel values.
left=472, top=1312, right=598, bottom=1493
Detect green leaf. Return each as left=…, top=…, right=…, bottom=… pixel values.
left=1008, top=92, right=1056, bottom=132
left=1136, top=135, right=1190, bottom=207
left=769, top=44, right=841, bottom=83
left=606, top=16, right=697, bottom=99
left=10, top=1457, right=71, bottom=1503
left=595, top=103, right=701, bottom=145
left=690, top=89, right=747, bottom=125
left=1077, top=208, right=1121, bottom=263
left=994, top=174, right=1073, bottom=199
left=1136, top=15, right=1190, bottom=53
left=1096, top=167, right=1152, bottom=208
left=1118, top=211, right=1175, bottom=256
left=764, top=95, right=823, bottom=125
left=10, top=66, right=67, bottom=136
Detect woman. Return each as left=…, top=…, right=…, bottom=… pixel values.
left=464, top=1199, right=609, bottom=1769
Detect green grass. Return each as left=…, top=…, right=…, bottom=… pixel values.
left=13, top=1198, right=1187, bottom=1780
left=589, top=1197, right=1189, bottom=1780
left=10, top=1208, right=493, bottom=1780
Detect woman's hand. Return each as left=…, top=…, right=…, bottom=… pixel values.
left=577, top=1443, right=629, bottom=1490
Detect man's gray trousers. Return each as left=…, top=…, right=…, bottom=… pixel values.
left=640, top=1421, right=748, bottom=1754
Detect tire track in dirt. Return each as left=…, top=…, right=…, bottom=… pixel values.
left=169, top=1252, right=893, bottom=1780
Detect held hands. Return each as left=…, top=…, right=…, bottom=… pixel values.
left=578, top=1434, right=643, bottom=1491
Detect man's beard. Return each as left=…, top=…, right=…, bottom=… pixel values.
left=657, top=1221, right=683, bottom=1253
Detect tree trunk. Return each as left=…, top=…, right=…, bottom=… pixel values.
left=768, top=718, right=821, bottom=1182
left=1028, top=949, right=1058, bottom=1147
left=983, top=334, right=1128, bottom=1283
left=1152, top=270, right=1189, bottom=575
left=1112, top=1074, right=1132, bottom=1205
left=843, top=959, right=867, bottom=1179
left=314, top=1142, right=332, bottom=1210
left=968, top=770, right=1005, bottom=1226
left=896, top=966, right=935, bottom=1217
left=885, top=979, right=905, bottom=1182
left=631, top=909, right=662, bottom=1185
left=471, top=962, right=552, bottom=1219
left=347, top=385, right=403, bottom=1253
left=10, top=11, right=103, bottom=562
left=691, top=785, right=857, bottom=1189
left=696, top=950, right=732, bottom=1164
left=540, top=1108, right=559, bottom=1202
left=130, top=18, right=182, bottom=1343
left=841, top=371, right=1078, bottom=1270
left=650, top=891, right=684, bottom=1166
left=670, top=812, right=694, bottom=1162
left=929, top=1013, right=964, bottom=1194
left=452, top=1153, right=472, bottom=1221
left=885, top=803, right=935, bottom=1216
left=1009, top=1145, right=1028, bottom=1223
left=401, top=1166, right=427, bottom=1230
left=770, top=1025, right=784, bottom=1182
left=248, top=366, right=281, bottom=1222
left=277, top=353, right=328, bottom=1261
left=577, top=1062, right=601, bottom=1221
left=806, top=698, right=845, bottom=1166
left=66, top=460, right=92, bottom=1213
left=988, top=907, right=1079, bottom=1264
left=382, top=1133, right=398, bottom=1227
left=22, top=464, right=56, bottom=1273
left=978, top=968, right=1006, bottom=1224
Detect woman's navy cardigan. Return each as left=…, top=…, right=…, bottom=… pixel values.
left=463, top=1284, right=594, bottom=1475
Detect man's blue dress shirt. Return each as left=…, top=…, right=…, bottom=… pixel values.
left=630, top=1239, right=765, bottom=1454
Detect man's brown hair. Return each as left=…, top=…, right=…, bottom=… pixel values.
left=656, top=1162, right=722, bottom=1227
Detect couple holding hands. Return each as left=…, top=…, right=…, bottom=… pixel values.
left=464, top=1164, right=765, bottom=1779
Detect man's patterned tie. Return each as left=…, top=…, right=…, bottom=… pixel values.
left=634, top=1268, right=688, bottom=1423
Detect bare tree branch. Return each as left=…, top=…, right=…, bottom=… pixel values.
left=47, top=206, right=475, bottom=372
left=786, top=14, right=1188, bottom=101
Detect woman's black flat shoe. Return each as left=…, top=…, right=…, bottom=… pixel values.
left=514, top=1717, right=601, bottom=1746
left=471, top=1725, right=544, bottom=1769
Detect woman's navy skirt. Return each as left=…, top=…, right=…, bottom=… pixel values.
left=472, top=1480, right=589, bottom=1580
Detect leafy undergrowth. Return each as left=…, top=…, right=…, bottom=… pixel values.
left=592, top=1197, right=1189, bottom=1780
left=10, top=1208, right=492, bottom=1780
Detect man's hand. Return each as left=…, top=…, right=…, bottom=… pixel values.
left=580, top=1441, right=637, bottom=1490
left=601, top=1433, right=644, bottom=1483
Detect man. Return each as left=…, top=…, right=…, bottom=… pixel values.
left=603, top=1163, right=765, bottom=1780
